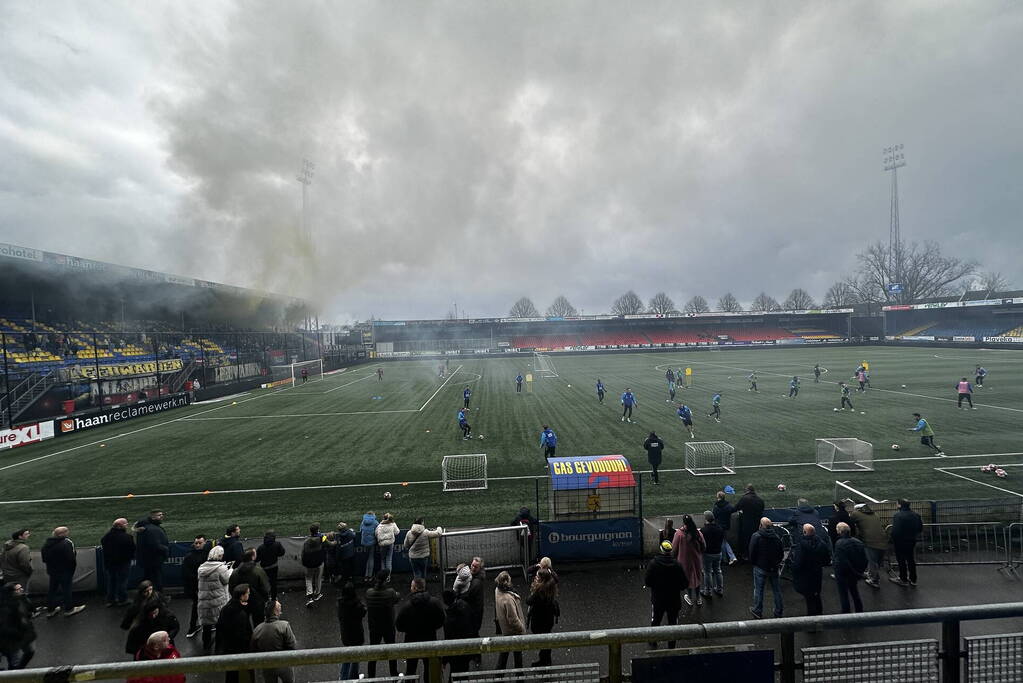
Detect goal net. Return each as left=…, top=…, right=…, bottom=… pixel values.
left=270, top=359, right=323, bottom=385
left=533, top=353, right=558, bottom=378
left=685, top=441, right=735, bottom=476
left=442, top=454, right=488, bottom=491
left=816, top=438, right=874, bottom=472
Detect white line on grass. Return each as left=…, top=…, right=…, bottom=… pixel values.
left=185, top=409, right=420, bottom=420
left=934, top=468, right=1023, bottom=498
left=419, top=365, right=464, bottom=411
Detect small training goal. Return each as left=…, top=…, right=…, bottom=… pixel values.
left=685, top=441, right=736, bottom=476
left=442, top=454, right=488, bottom=491
left=533, top=352, right=558, bottom=378
left=816, top=438, right=874, bottom=472
left=270, top=359, right=323, bottom=385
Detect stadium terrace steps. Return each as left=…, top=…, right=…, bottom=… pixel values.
left=578, top=332, right=652, bottom=346
left=999, top=325, right=1023, bottom=337
left=899, top=322, right=938, bottom=336
left=511, top=334, right=582, bottom=349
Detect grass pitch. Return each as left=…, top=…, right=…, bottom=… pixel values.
left=2, top=346, right=1022, bottom=541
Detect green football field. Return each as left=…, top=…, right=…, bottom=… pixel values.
left=2, top=345, right=1023, bottom=542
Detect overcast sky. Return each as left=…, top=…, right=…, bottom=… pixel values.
left=2, top=1, right=1021, bottom=321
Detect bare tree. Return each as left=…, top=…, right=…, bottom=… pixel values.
left=850, top=240, right=976, bottom=303
left=545, top=295, right=578, bottom=317
left=717, top=292, right=742, bottom=312
left=822, top=281, right=861, bottom=308
left=783, top=288, right=817, bottom=310
left=647, top=292, right=676, bottom=314
left=751, top=292, right=782, bottom=312
left=683, top=295, right=710, bottom=314
left=976, top=271, right=1010, bottom=296
left=611, top=290, right=645, bottom=316
left=509, top=297, right=540, bottom=318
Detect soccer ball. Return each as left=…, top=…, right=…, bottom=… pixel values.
left=567, top=384, right=571, bottom=388
left=383, top=491, right=392, bottom=500
left=478, top=434, right=485, bottom=440
left=891, top=444, right=901, bottom=451
left=901, top=385, right=907, bottom=388
left=996, top=469, right=1008, bottom=478
left=833, top=408, right=839, bottom=412
left=860, top=411, right=866, bottom=415
left=777, top=483, right=786, bottom=492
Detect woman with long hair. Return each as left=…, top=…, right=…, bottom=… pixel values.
left=525, top=568, right=560, bottom=667
left=672, top=514, right=706, bottom=607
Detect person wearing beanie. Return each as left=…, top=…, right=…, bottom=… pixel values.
left=452, top=565, right=472, bottom=595
left=643, top=540, right=687, bottom=649
left=334, top=522, right=357, bottom=584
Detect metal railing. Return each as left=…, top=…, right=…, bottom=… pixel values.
left=884, top=523, right=1010, bottom=568
left=438, top=525, right=529, bottom=580
left=2, top=603, right=1021, bottom=683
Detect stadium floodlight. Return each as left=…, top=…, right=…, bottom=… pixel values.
left=296, top=158, right=315, bottom=241
left=883, top=144, right=906, bottom=297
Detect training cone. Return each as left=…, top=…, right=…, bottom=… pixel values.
left=402, top=482, right=409, bottom=487
left=126, top=493, right=134, bottom=498
left=202, top=490, right=211, bottom=495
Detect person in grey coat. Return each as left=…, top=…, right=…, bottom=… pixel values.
left=197, top=545, right=232, bottom=654
left=251, top=600, right=298, bottom=683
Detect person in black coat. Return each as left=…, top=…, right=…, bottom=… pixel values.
left=255, top=530, right=286, bottom=600
left=833, top=522, right=866, bottom=613
left=748, top=518, right=784, bottom=619
left=644, top=540, right=688, bottom=649
left=364, top=571, right=400, bottom=679
left=442, top=589, right=474, bottom=676
left=100, top=518, right=136, bottom=607
left=700, top=512, right=725, bottom=597
left=125, top=599, right=180, bottom=657
left=134, top=511, right=169, bottom=591
left=180, top=536, right=209, bottom=637
left=735, top=485, right=765, bottom=561
left=229, top=549, right=271, bottom=626
left=713, top=492, right=738, bottom=564
left=525, top=568, right=560, bottom=667
left=215, top=584, right=253, bottom=683
left=337, top=582, right=366, bottom=681
left=395, top=578, right=446, bottom=682
left=828, top=500, right=854, bottom=547
left=40, top=527, right=84, bottom=617
left=220, top=525, right=244, bottom=567
left=460, top=557, right=486, bottom=640
left=334, top=523, right=357, bottom=584
left=0, top=583, right=36, bottom=669
left=889, top=499, right=923, bottom=586
left=790, top=524, right=832, bottom=616
left=642, top=432, right=665, bottom=485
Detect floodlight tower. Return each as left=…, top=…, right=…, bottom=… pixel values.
left=883, top=144, right=906, bottom=297
left=297, top=158, right=315, bottom=241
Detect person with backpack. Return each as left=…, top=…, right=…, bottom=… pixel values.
left=360, top=513, right=380, bottom=581
left=301, top=524, right=335, bottom=607
left=833, top=522, right=867, bottom=613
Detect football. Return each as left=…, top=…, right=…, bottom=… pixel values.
left=891, top=444, right=901, bottom=450
left=383, top=491, right=392, bottom=500
left=478, top=434, right=485, bottom=439
left=567, top=384, right=571, bottom=388
left=901, top=384, right=907, bottom=388
left=833, top=408, right=839, bottom=412
left=777, top=483, right=786, bottom=492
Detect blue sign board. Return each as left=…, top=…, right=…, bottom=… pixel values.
left=887, top=283, right=904, bottom=294
left=539, top=517, right=642, bottom=561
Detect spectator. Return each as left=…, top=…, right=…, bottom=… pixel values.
left=700, top=511, right=725, bottom=598
left=121, top=581, right=163, bottom=631
left=713, top=491, right=738, bottom=565
left=833, top=522, right=867, bottom=613
left=493, top=571, right=526, bottom=671
left=365, top=571, right=400, bottom=679
left=334, top=523, right=356, bottom=584
left=251, top=600, right=298, bottom=683
left=790, top=524, right=831, bottom=616
left=672, top=514, right=706, bottom=607
left=395, top=577, right=445, bottom=682
left=375, top=514, right=400, bottom=574
left=442, top=589, right=474, bottom=676
left=101, top=518, right=136, bottom=607
left=198, top=545, right=232, bottom=654
left=1, top=530, right=33, bottom=589
left=181, top=535, right=209, bottom=639
left=0, top=583, right=36, bottom=669
left=40, top=526, right=85, bottom=617
left=230, top=548, right=271, bottom=625
left=644, top=540, right=687, bottom=650
left=125, top=599, right=180, bottom=658
left=642, top=431, right=665, bottom=485
left=658, top=519, right=676, bottom=544
left=215, top=583, right=254, bottom=683
left=360, top=512, right=380, bottom=580
left=134, top=511, right=170, bottom=591
left=512, top=507, right=539, bottom=560
left=301, top=524, right=333, bottom=607
left=850, top=503, right=887, bottom=588
left=789, top=499, right=831, bottom=552
left=220, top=525, right=244, bottom=567
left=527, top=556, right=559, bottom=584
left=336, top=582, right=366, bottom=681
left=890, top=499, right=924, bottom=587
left=735, top=485, right=765, bottom=561
left=525, top=568, right=560, bottom=667
left=127, top=631, right=184, bottom=683
left=460, top=557, right=486, bottom=649
left=829, top=500, right=854, bottom=547
left=256, top=531, right=286, bottom=600
left=404, top=517, right=444, bottom=580
left=748, top=518, right=784, bottom=619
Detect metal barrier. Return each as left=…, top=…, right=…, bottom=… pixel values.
left=965, top=633, right=1023, bottom=683
left=4, top=602, right=1022, bottom=683
left=438, top=525, right=529, bottom=580
left=913, top=523, right=1008, bottom=566
left=1005, top=523, right=1023, bottom=572
left=803, top=639, right=939, bottom=682
left=451, top=663, right=600, bottom=682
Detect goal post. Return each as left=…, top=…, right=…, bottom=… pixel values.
left=816, top=438, right=874, bottom=472
left=270, top=359, right=323, bottom=385
left=685, top=441, right=735, bottom=476
left=442, top=454, right=488, bottom=491
left=533, top=352, right=558, bottom=378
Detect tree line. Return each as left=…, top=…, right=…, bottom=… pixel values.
left=507, top=240, right=1007, bottom=318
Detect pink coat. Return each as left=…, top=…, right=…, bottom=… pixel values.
left=671, top=528, right=706, bottom=588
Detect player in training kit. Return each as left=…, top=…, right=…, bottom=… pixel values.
left=458, top=408, right=472, bottom=440
left=301, top=367, right=309, bottom=383
left=438, top=363, right=445, bottom=378
left=377, top=368, right=383, bottom=381
left=813, top=364, right=822, bottom=383
left=708, top=393, right=721, bottom=422
left=666, top=368, right=676, bottom=390
left=788, top=376, right=800, bottom=398
left=839, top=382, right=854, bottom=410
left=515, top=374, right=523, bottom=393
left=596, top=379, right=606, bottom=404
left=463, top=386, right=471, bottom=409
left=621, top=388, right=637, bottom=422
left=909, top=413, right=943, bottom=455
left=955, top=378, right=976, bottom=409
left=748, top=372, right=759, bottom=392
left=975, top=366, right=987, bottom=388
left=677, top=403, right=695, bottom=438
left=540, top=425, right=557, bottom=464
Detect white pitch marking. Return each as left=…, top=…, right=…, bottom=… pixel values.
left=934, top=467, right=1023, bottom=498
left=419, top=365, right=464, bottom=411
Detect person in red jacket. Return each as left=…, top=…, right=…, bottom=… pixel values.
left=128, top=631, right=184, bottom=683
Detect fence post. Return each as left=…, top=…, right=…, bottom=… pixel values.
left=779, top=631, right=797, bottom=683
left=428, top=656, right=443, bottom=682
left=608, top=640, right=622, bottom=683
left=941, top=619, right=961, bottom=683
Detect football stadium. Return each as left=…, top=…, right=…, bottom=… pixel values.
left=3, top=3, right=1023, bottom=682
